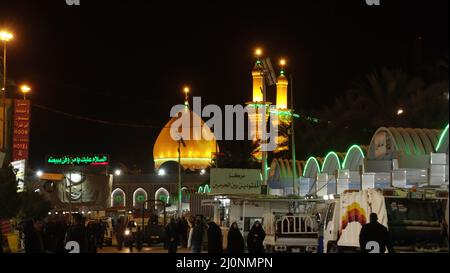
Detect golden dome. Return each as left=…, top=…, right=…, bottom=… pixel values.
left=153, top=108, right=218, bottom=171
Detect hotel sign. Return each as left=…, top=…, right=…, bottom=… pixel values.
left=13, top=100, right=30, bottom=161
left=46, top=154, right=109, bottom=166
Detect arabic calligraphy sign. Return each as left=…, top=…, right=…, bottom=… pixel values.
left=13, top=100, right=30, bottom=161
left=46, top=154, right=110, bottom=166
left=210, top=168, right=261, bottom=194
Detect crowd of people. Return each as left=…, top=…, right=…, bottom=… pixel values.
left=4, top=211, right=392, bottom=253
left=164, top=216, right=266, bottom=254
left=21, top=214, right=107, bottom=253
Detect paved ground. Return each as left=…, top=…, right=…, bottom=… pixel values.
left=97, top=245, right=201, bottom=253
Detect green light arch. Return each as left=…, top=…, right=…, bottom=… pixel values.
left=436, top=124, right=449, bottom=152
left=303, top=157, right=321, bottom=177
left=342, top=145, right=365, bottom=170
left=321, top=151, right=342, bottom=173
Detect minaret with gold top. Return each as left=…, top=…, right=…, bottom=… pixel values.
left=273, top=59, right=291, bottom=153
left=246, top=48, right=271, bottom=161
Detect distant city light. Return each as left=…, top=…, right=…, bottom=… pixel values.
left=158, top=169, right=166, bottom=176
left=114, top=169, right=122, bottom=176
left=200, top=169, right=206, bottom=175
left=36, top=170, right=43, bottom=177
left=396, top=108, right=404, bottom=115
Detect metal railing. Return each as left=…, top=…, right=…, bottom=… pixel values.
left=278, top=215, right=317, bottom=235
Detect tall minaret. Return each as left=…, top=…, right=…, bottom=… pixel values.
left=246, top=49, right=271, bottom=161
left=252, top=61, right=264, bottom=103
left=276, top=64, right=288, bottom=109
left=273, top=59, right=291, bottom=153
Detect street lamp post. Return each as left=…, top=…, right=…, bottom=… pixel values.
left=20, top=84, right=31, bottom=100
left=289, top=73, right=297, bottom=195
left=254, top=48, right=276, bottom=191
left=0, top=30, right=13, bottom=153
left=177, top=138, right=186, bottom=218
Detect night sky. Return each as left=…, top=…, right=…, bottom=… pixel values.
left=0, top=0, right=448, bottom=171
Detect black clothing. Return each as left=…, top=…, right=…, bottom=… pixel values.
left=247, top=223, right=265, bottom=253
left=24, top=225, right=46, bottom=253
left=207, top=222, right=223, bottom=253
left=65, top=224, right=88, bottom=253
left=359, top=221, right=394, bottom=253
left=165, top=221, right=179, bottom=253
left=227, top=223, right=244, bottom=253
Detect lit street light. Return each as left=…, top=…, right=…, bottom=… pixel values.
left=20, top=84, right=31, bottom=100
left=0, top=30, right=13, bottom=152
left=114, top=169, right=122, bottom=176
left=36, top=170, right=43, bottom=177
left=397, top=108, right=404, bottom=115
left=158, top=168, right=166, bottom=176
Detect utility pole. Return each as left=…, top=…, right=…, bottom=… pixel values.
left=261, top=75, right=268, bottom=188
left=290, top=74, right=297, bottom=195
left=177, top=137, right=186, bottom=218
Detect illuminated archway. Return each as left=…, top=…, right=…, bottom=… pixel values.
left=155, top=187, right=170, bottom=205
left=111, top=188, right=126, bottom=208
left=303, top=157, right=321, bottom=178
left=342, top=145, right=366, bottom=171
left=436, top=124, right=449, bottom=153
left=321, top=152, right=342, bottom=175
left=133, top=188, right=148, bottom=209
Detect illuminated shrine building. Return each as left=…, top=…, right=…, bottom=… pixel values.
left=153, top=102, right=218, bottom=171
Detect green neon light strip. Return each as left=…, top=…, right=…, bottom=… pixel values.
left=321, top=151, right=342, bottom=173
left=47, top=155, right=109, bottom=165
left=198, top=185, right=211, bottom=193
left=303, top=156, right=321, bottom=177
left=341, top=145, right=365, bottom=169
left=246, top=103, right=271, bottom=108
left=269, top=109, right=300, bottom=118
left=436, top=124, right=449, bottom=152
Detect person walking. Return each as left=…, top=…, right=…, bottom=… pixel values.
left=178, top=217, right=189, bottom=248
left=24, top=218, right=46, bottom=253
left=227, top=222, right=244, bottom=253
left=115, top=218, right=125, bottom=251
left=207, top=221, right=223, bottom=253
left=135, top=226, right=144, bottom=252
left=188, top=219, right=204, bottom=253
left=65, top=214, right=88, bottom=253
left=165, top=218, right=179, bottom=253
left=247, top=221, right=265, bottom=253
left=86, top=221, right=98, bottom=253
left=359, top=213, right=394, bottom=253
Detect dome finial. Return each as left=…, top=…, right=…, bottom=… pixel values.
left=279, top=58, right=286, bottom=75
left=183, top=86, right=190, bottom=108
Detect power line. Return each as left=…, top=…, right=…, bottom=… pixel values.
left=33, top=103, right=163, bottom=129
left=32, top=103, right=205, bottom=129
